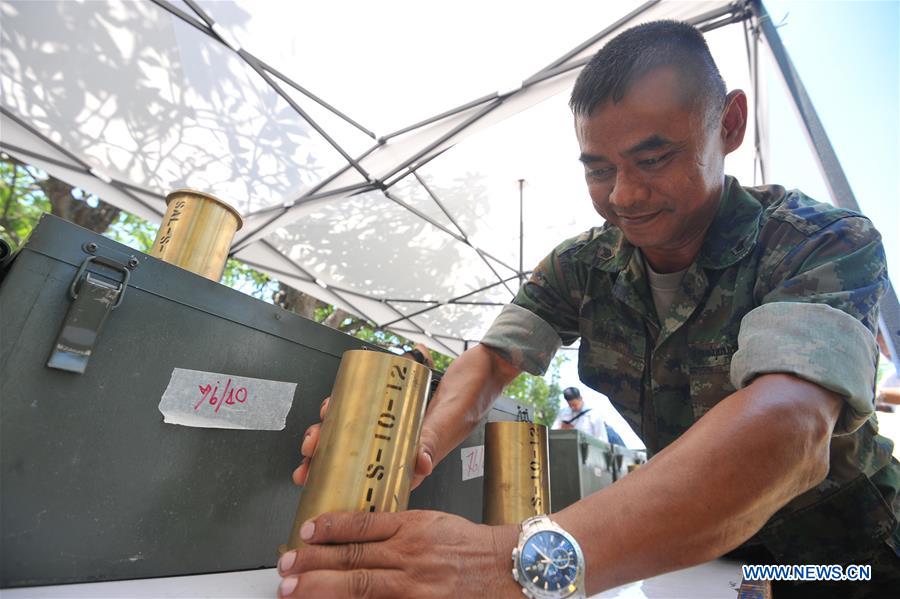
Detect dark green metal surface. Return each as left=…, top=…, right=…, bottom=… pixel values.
left=0, top=214, right=487, bottom=587
left=548, top=429, right=616, bottom=511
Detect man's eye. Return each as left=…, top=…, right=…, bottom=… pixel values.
left=587, top=167, right=614, bottom=179
left=639, top=152, right=673, bottom=168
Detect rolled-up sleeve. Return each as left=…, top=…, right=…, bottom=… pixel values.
left=480, top=235, right=587, bottom=374
left=733, top=212, right=887, bottom=434
left=481, top=304, right=562, bottom=375
left=730, top=302, right=879, bottom=434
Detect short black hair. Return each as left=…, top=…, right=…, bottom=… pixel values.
left=563, top=387, right=581, bottom=401
left=569, top=20, right=726, bottom=125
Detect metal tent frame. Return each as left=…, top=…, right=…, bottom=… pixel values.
left=2, top=0, right=897, bottom=364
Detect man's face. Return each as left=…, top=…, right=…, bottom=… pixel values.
left=574, top=66, right=730, bottom=258
left=567, top=397, right=583, bottom=411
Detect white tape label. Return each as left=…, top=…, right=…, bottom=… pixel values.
left=158, top=368, right=297, bottom=430
left=460, top=445, right=484, bottom=481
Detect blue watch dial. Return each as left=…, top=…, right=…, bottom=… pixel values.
left=518, top=530, right=579, bottom=593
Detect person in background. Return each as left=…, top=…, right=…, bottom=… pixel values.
left=553, top=386, right=608, bottom=442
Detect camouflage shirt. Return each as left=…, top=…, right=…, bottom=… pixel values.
left=482, top=176, right=899, bottom=564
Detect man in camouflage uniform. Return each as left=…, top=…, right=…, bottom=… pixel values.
left=280, top=20, right=898, bottom=599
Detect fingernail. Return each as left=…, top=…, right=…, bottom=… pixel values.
left=300, top=520, right=315, bottom=541
left=279, top=576, right=298, bottom=597
left=278, top=550, right=296, bottom=573
left=422, top=450, right=433, bottom=468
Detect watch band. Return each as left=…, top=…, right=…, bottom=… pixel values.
left=520, top=514, right=554, bottom=536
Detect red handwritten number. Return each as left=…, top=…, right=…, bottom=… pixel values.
left=193, top=379, right=249, bottom=414
left=195, top=384, right=212, bottom=410
left=235, top=387, right=248, bottom=403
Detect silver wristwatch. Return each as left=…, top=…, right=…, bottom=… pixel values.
left=511, top=515, right=586, bottom=599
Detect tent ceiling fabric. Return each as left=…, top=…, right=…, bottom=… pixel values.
left=2, top=0, right=764, bottom=356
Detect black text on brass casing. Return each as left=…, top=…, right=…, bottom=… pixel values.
left=482, top=421, right=551, bottom=525
left=149, top=189, right=242, bottom=282
left=284, top=350, right=431, bottom=550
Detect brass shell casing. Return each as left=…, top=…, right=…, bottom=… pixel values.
left=149, top=189, right=242, bottom=281
left=284, top=350, right=431, bottom=551
left=482, top=421, right=551, bottom=525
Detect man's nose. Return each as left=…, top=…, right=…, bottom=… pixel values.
left=609, top=169, right=649, bottom=212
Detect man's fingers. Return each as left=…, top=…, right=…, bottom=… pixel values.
left=300, top=424, right=320, bottom=458
left=408, top=422, right=440, bottom=490
left=279, top=569, right=404, bottom=599
left=292, top=459, right=309, bottom=486
left=410, top=448, right=434, bottom=490
left=292, top=397, right=329, bottom=486
left=292, top=424, right=321, bottom=485
left=301, top=511, right=403, bottom=545
left=279, top=542, right=396, bottom=577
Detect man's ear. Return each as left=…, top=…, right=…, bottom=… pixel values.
left=721, top=89, right=748, bottom=155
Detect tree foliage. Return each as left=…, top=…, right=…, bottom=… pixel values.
left=502, top=355, right=567, bottom=427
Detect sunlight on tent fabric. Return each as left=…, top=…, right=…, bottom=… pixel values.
left=6, top=0, right=893, bottom=358
left=193, top=0, right=646, bottom=135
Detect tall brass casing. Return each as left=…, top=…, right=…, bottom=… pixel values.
left=284, top=350, right=431, bottom=550
left=483, top=421, right=550, bottom=525
left=149, top=189, right=242, bottom=281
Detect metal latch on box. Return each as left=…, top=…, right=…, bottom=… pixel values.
left=47, top=254, right=131, bottom=374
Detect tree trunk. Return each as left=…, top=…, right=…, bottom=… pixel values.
left=273, top=282, right=324, bottom=320
left=273, top=281, right=366, bottom=334
left=43, top=176, right=120, bottom=234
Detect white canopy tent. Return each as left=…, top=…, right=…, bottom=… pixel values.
left=2, top=0, right=897, bottom=360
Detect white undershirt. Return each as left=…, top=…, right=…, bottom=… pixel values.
left=640, top=251, right=689, bottom=321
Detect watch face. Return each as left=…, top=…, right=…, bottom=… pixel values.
left=518, top=530, right=580, bottom=595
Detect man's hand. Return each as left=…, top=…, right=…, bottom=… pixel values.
left=292, top=396, right=436, bottom=490
left=292, top=344, right=521, bottom=490
left=276, top=511, right=520, bottom=599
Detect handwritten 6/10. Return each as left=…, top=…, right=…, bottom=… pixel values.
left=194, top=378, right=248, bottom=414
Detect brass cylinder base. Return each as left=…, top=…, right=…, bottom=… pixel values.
left=482, top=421, right=551, bottom=525
left=283, top=350, right=431, bottom=551
left=149, top=189, right=242, bottom=281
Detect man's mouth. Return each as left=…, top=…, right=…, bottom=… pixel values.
left=618, top=211, right=661, bottom=225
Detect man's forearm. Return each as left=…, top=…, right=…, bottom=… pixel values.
left=424, top=344, right=521, bottom=466
left=878, top=387, right=900, bottom=405
left=554, top=373, right=843, bottom=594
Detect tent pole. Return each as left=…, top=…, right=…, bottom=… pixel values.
left=1, top=142, right=168, bottom=202
left=0, top=109, right=164, bottom=218
left=412, top=172, right=469, bottom=241
left=751, top=0, right=900, bottom=369
left=380, top=274, right=523, bottom=328
left=172, top=0, right=375, bottom=139
left=381, top=94, right=500, bottom=142
left=380, top=100, right=504, bottom=183
left=256, top=239, right=382, bottom=328
left=230, top=141, right=385, bottom=253
left=407, top=173, right=516, bottom=296
left=382, top=189, right=521, bottom=278
left=533, top=0, right=661, bottom=74
left=518, top=179, right=525, bottom=285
